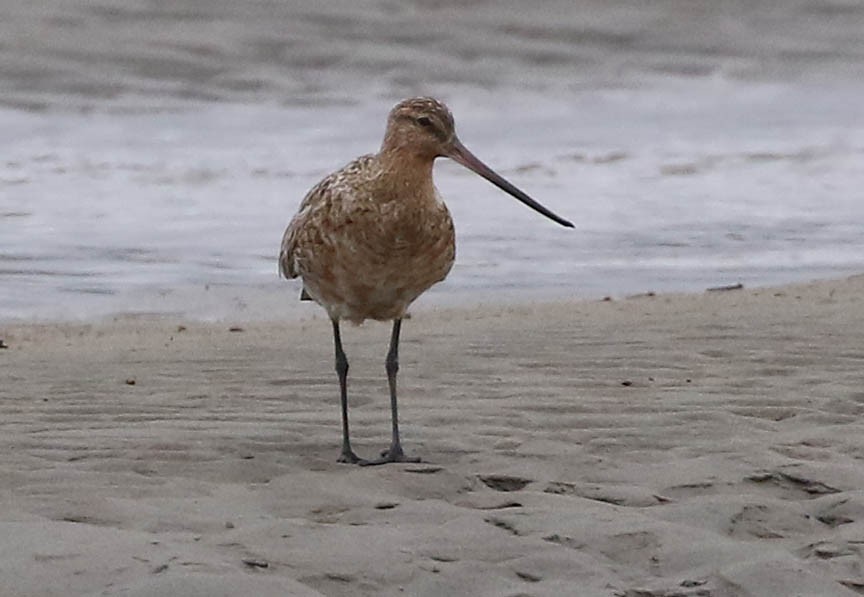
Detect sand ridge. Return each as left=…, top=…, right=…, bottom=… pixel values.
left=1, top=276, right=864, bottom=596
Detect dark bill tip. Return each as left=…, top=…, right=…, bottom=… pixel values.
left=447, top=139, right=574, bottom=228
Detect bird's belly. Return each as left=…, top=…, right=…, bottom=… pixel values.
left=301, top=222, right=455, bottom=323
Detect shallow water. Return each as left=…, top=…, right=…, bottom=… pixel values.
left=1, top=1, right=863, bottom=321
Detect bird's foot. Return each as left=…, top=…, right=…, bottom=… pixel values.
left=360, top=444, right=421, bottom=466
left=337, top=448, right=365, bottom=465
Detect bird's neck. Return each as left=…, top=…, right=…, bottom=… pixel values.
left=376, top=146, right=437, bottom=194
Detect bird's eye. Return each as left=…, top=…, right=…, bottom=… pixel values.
left=417, top=116, right=433, bottom=128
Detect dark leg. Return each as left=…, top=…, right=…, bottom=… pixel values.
left=332, top=319, right=363, bottom=464
left=362, top=318, right=420, bottom=465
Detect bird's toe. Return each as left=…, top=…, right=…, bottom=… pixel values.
left=337, top=449, right=365, bottom=465
left=361, top=445, right=421, bottom=466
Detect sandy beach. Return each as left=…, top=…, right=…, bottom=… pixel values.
left=2, top=1, right=863, bottom=594
left=0, top=275, right=862, bottom=596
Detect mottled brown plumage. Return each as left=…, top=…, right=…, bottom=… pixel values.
left=279, top=97, right=572, bottom=465
left=280, top=99, right=457, bottom=323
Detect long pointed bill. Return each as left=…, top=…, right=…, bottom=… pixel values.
left=447, top=138, right=574, bottom=228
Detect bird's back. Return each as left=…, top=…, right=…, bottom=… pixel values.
left=279, top=154, right=377, bottom=280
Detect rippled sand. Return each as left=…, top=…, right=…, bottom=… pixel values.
left=2, top=4, right=864, bottom=595
left=2, top=276, right=863, bottom=595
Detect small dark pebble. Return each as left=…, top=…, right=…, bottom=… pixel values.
left=707, top=283, right=743, bottom=292
left=515, top=570, right=542, bottom=583
left=405, top=466, right=443, bottom=474
left=686, top=379, right=692, bottom=383
left=177, top=325, right=187, bottom=332
left=242, top=558, right=269, bottom=569
left=648, top=377, right=655, bottom=382
left=601, top=296, right=613, bottom=302
left=229, top=326, right=244, bottom=332
left=474, top=501, right=522, bottom=510
left=375, top=501, right=399, bottom=510
left=125, top=378, right=136, bottom=385
left=681, top=579, right=707, bottom=588
left=621, top=380, right=633, bottom=387
left=0, top=339, right=8, bottom=349
left=225, top=521, right=235, bottom=529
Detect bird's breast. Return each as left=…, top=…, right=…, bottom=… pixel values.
left=297, top=191, right=456, bottom=322
left=356, top=194, right=455, bottom=277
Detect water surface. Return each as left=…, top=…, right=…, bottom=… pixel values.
left=1, top=1, right=863, bottom=320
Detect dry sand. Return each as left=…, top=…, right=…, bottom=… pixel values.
left=1, top=275, right=864, bottom=596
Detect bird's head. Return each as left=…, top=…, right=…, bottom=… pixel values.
left=382, top=97, right=574, bottom=228
left=383, top=97, right=457, bottom=159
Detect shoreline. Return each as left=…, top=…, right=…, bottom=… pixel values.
left=3, top=270, right=862, bottom=328
left=4, top=87, right=864, bottom=325
left=1, top=274, right=863, bottom=595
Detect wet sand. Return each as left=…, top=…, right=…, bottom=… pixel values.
left=2, top=275, right=863, bottom=596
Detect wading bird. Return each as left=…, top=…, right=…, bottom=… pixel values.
left=280, top=97, right=572, bottom=465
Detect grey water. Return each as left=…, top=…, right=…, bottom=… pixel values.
left=1, top=0, right=863, bottom=321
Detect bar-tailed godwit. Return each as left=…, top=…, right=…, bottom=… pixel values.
left=280, top=97, right=572, bottom=465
